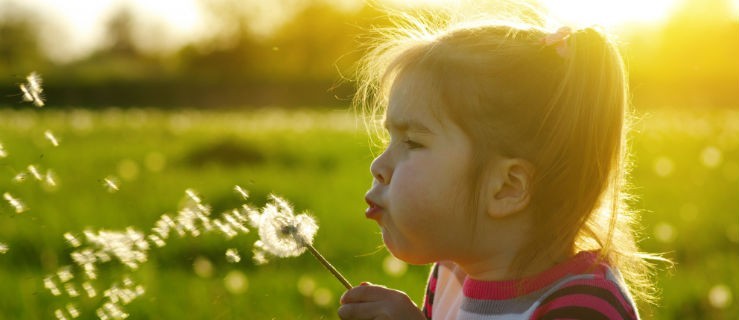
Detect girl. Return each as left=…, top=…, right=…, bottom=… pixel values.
left=338, top=7, right=661, bottom=320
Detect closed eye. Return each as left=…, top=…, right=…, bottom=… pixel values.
left=403, top=138, right=423, bottom=149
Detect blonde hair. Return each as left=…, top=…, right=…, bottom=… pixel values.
left=354, top=7, right=665, bottom=306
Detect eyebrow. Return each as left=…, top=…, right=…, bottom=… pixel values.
left=383, top=118, right=434, bottom=134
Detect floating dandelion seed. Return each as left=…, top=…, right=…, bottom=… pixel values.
left=28, top=164, right=43, bottom=180
left=0, top=242, right=8, bottom=254
left=225, top=248, right=241, bottom=263
left=45, top=169, right=58, bottom=189
left=13, top=172, right=27, bottom=183
left=82, top=281, right=97, bottom=298
left=185, top=188, right=201, bottom=203
left=103, top=176, right=119, bottom=193
left=65, top=282, right=80, bottom=297
left=234, top=185, right=249, bottom=199
left=4, top=192, right=27, bottom=213
left=44, top=276, right=62, bottom=296
left=249, top=195, right=351, bottom=289
left=64, top=233, right=81, bottom=248
left=83, top=228, right=150, bottom=269
left=20, top=72, right=45, bottom=107
left=54, top=309, right=68, bottom=320
left=45, top=130, right=60, bottom=146
left=66, top=303, right=80, bottom=318
left=57, top=266, right=74, bottom=282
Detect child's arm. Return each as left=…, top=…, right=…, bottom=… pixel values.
left=338, top=282, right=426, bottom=320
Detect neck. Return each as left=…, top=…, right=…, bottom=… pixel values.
left=455, top=209, right=565, bottom=281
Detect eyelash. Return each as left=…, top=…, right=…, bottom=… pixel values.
left=402, top=138, right=423, bottom=149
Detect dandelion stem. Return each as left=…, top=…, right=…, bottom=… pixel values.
left=303, top=242, right=352, bottom=289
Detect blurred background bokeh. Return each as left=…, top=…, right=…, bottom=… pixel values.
left=1, top=0, right=736, bottom=109
left=0, top=0, right=737, bottom=319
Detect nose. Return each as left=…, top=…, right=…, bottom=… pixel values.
left=370, top=150, right=391, bottom=185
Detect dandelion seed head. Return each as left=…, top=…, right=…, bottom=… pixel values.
left=45, top=130, right=60, bottom=147
left=0, top=242, right=8, bottom=254
left=251, top=196, right=318, bottom=260
left=0, top=143, right=6, bottom=158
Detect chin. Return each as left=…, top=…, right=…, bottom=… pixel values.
left=384, top=242, right=433, bottom=265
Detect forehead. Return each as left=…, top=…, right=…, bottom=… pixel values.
left=385, top=69, right=447, bottom=131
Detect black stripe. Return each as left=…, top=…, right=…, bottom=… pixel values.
left=538, top=306, right=612, bottom=320
left=422, top=264, right=439, bottom=320
left=538, top=284, right=634, bottom=319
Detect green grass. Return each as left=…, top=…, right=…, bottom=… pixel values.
left=0, top=107, right=736, bottom=319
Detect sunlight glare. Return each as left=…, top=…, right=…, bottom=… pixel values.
left=381, top=0, right=680, bottom=27
left=540, top=0, right=679, bottom=27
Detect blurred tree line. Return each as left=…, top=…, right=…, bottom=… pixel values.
left=0, top=0, right=737, bottom=109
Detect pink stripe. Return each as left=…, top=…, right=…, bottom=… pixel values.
left=532, top=293, right=623, bottom=318
left=463, top=251, right=603, bottom=300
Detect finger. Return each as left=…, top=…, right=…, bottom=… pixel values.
left=340, top=284, right=391, bottom=304
left=337, top=301, right=387, bottom=320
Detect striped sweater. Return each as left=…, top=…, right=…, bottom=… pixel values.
left=422, top=251, right=639, bottom=319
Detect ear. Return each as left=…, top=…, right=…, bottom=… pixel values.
left=485, top=158, right=534, bottom=218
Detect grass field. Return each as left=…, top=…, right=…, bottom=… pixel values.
left=0, top=107, right=736, bottom=319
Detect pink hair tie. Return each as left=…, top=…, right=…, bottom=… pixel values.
left=542, top=26, right=572, bottom=58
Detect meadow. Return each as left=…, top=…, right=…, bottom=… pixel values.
left=0, top=107, right=736, bottom=319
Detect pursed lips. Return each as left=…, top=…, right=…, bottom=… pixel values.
left=364, top=196, right=383, bottom=222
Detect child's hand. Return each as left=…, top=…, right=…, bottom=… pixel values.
left=337, top=282, right=426, bottom=320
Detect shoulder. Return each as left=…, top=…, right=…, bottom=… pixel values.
left=531, top=273, right=638, bottom=320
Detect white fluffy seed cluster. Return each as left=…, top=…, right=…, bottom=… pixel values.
left=46, top=187, right=254, bottom=319
left=20, top=72, right=44, bottom=107
left=247, top=195, right=318, bottom=264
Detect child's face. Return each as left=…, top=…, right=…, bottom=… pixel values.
left=365, top=75, right=479, bottom=265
